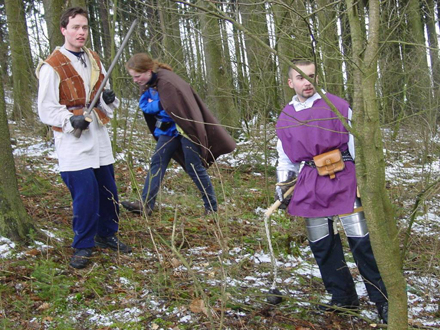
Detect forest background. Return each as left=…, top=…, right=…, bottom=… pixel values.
left=0, top=0, right=439, bottom=329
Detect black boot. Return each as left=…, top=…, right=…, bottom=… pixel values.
left=376, top=301, right=388, bottom=324
left=95, top=235, right=132, bottom=253
left=70, top=248, right=93, bottom=269
left=121, top=200, right=152, bottom=215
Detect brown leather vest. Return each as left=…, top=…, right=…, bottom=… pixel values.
left=44, top=49, right=109, bottom=131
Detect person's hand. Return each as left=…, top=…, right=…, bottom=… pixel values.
left=70, top=115, right=90, bottom=130
left=275, top=185, right=292, bottom=202
left=275, top=173, right=297, bottom=209
left=102, top=89, right=116, bottom=104
left=275, top=185, right=293, bottom=209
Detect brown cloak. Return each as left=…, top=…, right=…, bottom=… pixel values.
left=142, top=68, right=236, bottom=170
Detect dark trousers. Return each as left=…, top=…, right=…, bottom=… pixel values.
left=309, top=219, right=387, bottom=303
left=61, top=165, right=119, bottom=249
left=142, top=135, right=217, bottom=212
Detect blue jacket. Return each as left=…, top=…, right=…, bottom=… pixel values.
left=139, top=88, right=177, bottom=137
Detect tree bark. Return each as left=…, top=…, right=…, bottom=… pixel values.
left=346, top=0, right=408, bottom=328
left=4, top=0, right=36, bottom=123
left=69, top=0, right=87, bottom=8
left=0, top=65, right=35, bottom=242
left=198, top=0, right=237, bottom=130
left=378, top=0, right=406, bottom=126
left=145, top=0, right=162, bottom=59
left=158, top=0, right=186, bottom=76
left=239, top=0, right=279, bottom=120
left=315, top=0, right=344, bottom=96
left=272, top=0, right=312, bottom=103
left=423, top=0, right=440, bottom=122
left=88, top=0, right=104, bottom=60
left=0, top=3, right=10, bottom=86
left=229, top=0, right=249, bottom=111
left=403, top=0, right=432, bottom=120
left=42, top=0, right=64, bottom=53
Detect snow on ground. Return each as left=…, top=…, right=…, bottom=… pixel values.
left=3, top=125, right=440, bottom=328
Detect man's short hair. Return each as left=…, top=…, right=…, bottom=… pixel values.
left=288, top=59, right=315, bottom=78
left=60, top=7, right=88, bottom=28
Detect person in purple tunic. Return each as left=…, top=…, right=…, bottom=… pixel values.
left=275, top=59, right=388, bottom=323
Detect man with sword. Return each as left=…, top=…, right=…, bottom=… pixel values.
left=37, top=7, right=131, bottom=269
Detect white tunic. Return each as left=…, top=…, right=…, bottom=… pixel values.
left=37, top=46, right=119, bottom=172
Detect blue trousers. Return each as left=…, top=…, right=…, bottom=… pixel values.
left=142, top=135, right=217, bottom=212
left=309, top=219, right=387, bottom=303
left=61, top=165, right=119, bottom=249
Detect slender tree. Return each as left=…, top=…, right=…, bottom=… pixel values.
left=239, top=0, right=279, bottom=119
left=4, top=0, right=36, bottom=122
left=339, top=0, right=353, bottom=103
left=229, top=0, right=249, bottom=110
left=0, top=1, right=9, bottom=86
left=315, top=0, right=344, bottom=96
left=272, top=0, right=312, bottom=103
left=198, top=0, right=237, bottom=129
left=423, top=0, right=440, bottom=121
left=42, top=0, right=64, bottom=53
left=0, top=64, right=36, bottom=241
left=402, top=0, right=432, bottom=120
left=377, top=0, right=406, bottom=126
left=158, top=0, right=186, bottom=76
left=69, top=0, right=87, bottom=8
left=346, top=0, right=408, bottom=327
left=87, top=0, right=104, bottom=59
left=145, top=0, right=163, bottom=59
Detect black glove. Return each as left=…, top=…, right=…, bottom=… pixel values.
left=275, top=172, right=297, bottom=209
left=275, top=185, right=292, bottom=209
left=102, top=89, right=116, bottom=104
left=70, top=115, right=90, bottom=130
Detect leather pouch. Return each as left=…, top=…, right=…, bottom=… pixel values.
left=313, top=149, right=345, bottom=179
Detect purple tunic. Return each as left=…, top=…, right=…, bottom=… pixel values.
left=276, top=93, right=357, bottom=217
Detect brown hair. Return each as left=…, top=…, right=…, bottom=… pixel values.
left=60, top=7, right=88, bottom=29
left=288, top=59, right=314, bottom=78
left=125, top=53, right=173, bottom=73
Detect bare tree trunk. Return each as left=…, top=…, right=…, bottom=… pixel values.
left=0, top=3, right=10, bottom=86
left=423, top=0, right=440, bottom=124
left=346, top=0, right=408, bottom=328
left=42, top=0, right=64, bottom=53
left=239, top=0, right=280, bottom=123
left=272, top=0, right=312, bottom=103
left=315, top=0, right=344, bottom=96
left=198, top=0, right=237, bottom=129
left=69, top=0, right=87, bottom=8
left=0, top=66, right=35, bottom=242
left=229, top=0, right=249, bottom=112
left=146, top=0, right=162, bottom=59
left=4, top=0, right=36, bottom=123
left=403, top=0, right=432, bottom=119
left=339, top=1, right=353, bottom=103
left=378, top=0, right=406, bottom=127
left=158, top=0, right=186, bottom=76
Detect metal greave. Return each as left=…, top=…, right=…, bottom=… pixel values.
left=339, top=197, right=369, bottom=238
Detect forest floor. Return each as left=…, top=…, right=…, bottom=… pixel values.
left=1, top=106, right=440, bottom=329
